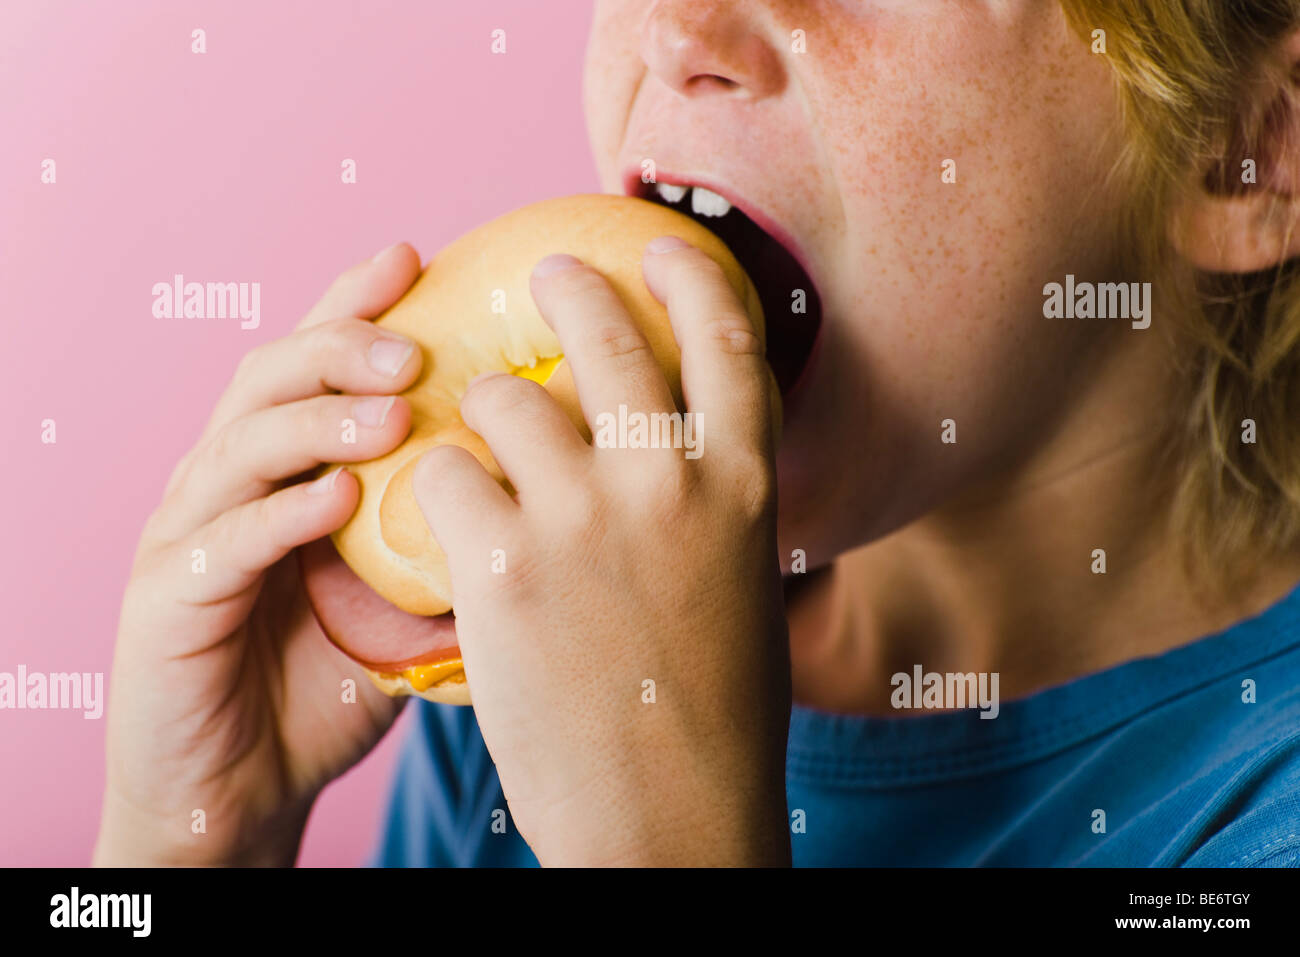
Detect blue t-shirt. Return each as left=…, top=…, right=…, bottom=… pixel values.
left=371, top=581, right=1300, bottom=867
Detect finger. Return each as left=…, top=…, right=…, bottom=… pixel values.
left=528, top=254, right=677, bottom=427
left=641, top=238, right=773, bottom=456
left=153, top=469, right=359, bottom=627
left=298, top=241, right=422, bottom=330
left=412, top=445, right=516, bottom=584
left=201, top=317, right=421, bottom=444
left=156, top=394, right=411, bottom=540
left=459, top=372, right=590, bottom=494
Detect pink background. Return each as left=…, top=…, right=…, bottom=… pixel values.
left=0, top=0, right=596, bottom=865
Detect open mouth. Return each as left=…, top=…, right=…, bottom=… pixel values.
left=631, top=179, right=822, bottom=397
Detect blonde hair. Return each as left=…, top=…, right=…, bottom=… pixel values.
left=1058, top=0, right=1300, bottom=595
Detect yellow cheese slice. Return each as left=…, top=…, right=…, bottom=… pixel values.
left=510, top=354, right=563, bottom=385
left=395, top=657, right=465, bottom=691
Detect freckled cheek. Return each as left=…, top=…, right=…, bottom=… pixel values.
left=830, top=94, right=1078, bottom=332
left=850, top=242, right=1067, bottom=397
left=833, top=182, right=1073, bottom=405
left=582, top=11, right=643, bottom=169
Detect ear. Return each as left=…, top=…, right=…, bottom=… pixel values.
left=1170, top=30, right=1300, bottom=273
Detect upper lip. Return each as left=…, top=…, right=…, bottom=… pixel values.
left=620, top=167, right=820, bottom=295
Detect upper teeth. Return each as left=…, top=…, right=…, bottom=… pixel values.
left=654, top=182, right=733, bottom=217
left=691, top=187, right=732, bottom=217
left=655, top=183, right=688, bottom=204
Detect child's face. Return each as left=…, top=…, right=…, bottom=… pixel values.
left=585, top=1, right=1131, bottom=568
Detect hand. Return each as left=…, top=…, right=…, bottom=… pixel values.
left=94, top=243, right=424, bottom=866
left=414, top=239, right=792, bottom=866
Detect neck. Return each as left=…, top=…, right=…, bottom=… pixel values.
left=788, top=334, right=1300, bottom=714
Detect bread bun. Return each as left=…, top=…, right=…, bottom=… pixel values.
left=305, top=194, right=776, bottom=705
left=329, top=194, right=771, bottom=614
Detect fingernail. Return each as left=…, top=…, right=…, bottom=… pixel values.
left=372, top=242, right=403, bottom=264
left=353, top=395, right=396, bottom=428
left=532, top=253, right=582, bottom=278
left=647, top=235, right=689, bottom=255
left=369, top=336, right=415, bottom=377
left=306, top=468, right=343, bottom=495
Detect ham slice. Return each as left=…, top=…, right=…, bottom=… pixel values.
left=298, top=537, right=461, bottom=670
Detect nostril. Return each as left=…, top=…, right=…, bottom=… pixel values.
left=685, top=74, right=740, bottom=94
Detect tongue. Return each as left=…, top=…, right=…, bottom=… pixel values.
left=298, top=537, right=461, bottom=670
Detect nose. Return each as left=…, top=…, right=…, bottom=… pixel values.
left=639, top=0, right=785, bottom=99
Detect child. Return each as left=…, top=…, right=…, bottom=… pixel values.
left=96, top=0, right=1300, bottom=866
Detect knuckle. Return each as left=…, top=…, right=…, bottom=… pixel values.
left=481, top=535, right=542, bottom=602
left=590, top=325, right=650, bottom=369
left=254, top=494, right=294, bottom=553
left=728, top=453, right=777, bottom=521
left=242, top=496, right=272, bottom=546
left=220, top=504, right=265, bottom=571
left=212, top=499, right=250, bottom=557
left=231, top=346, right=263, bottom=388
left=591, top=325, right=652, bottom=364
left=704, top=312, right=763, bottom=356
left=548, top=264, right=608, bottom=300
left=716, top=323, right=764, bottom=357
left=326, top=263, right=365, bottom=301
left=138, top=507, right=175, bottom=553
left=554, top=480, right=602, bottom=534
left=202, top=419, right=260, bottom=495
left=124, top=548, right=165, bottom=593
left=420, top=441, right=464, bottom=471
left=679, top=248, right=727, bottom=281
left=653, top=461, right=697, bottom=510
left=465, top=373, right=537, bottom=420
left=207, top=420, right=239, bottom=466
left=632, top=457, right=697, bottom=519
left=163, top=448, right=197, bottom=496
left=309, top=396, right=344, bottom=438
left=222, top=497, right=278, bottom=568
left=307, top=317, right=357, bottom=364
left=677, top=252, right=734, bottom=297
left=673, top=258, right=762, bottom=355
left=418, top=446, right=486, bottom=515
left=419, top=443, right=471, bottom=487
